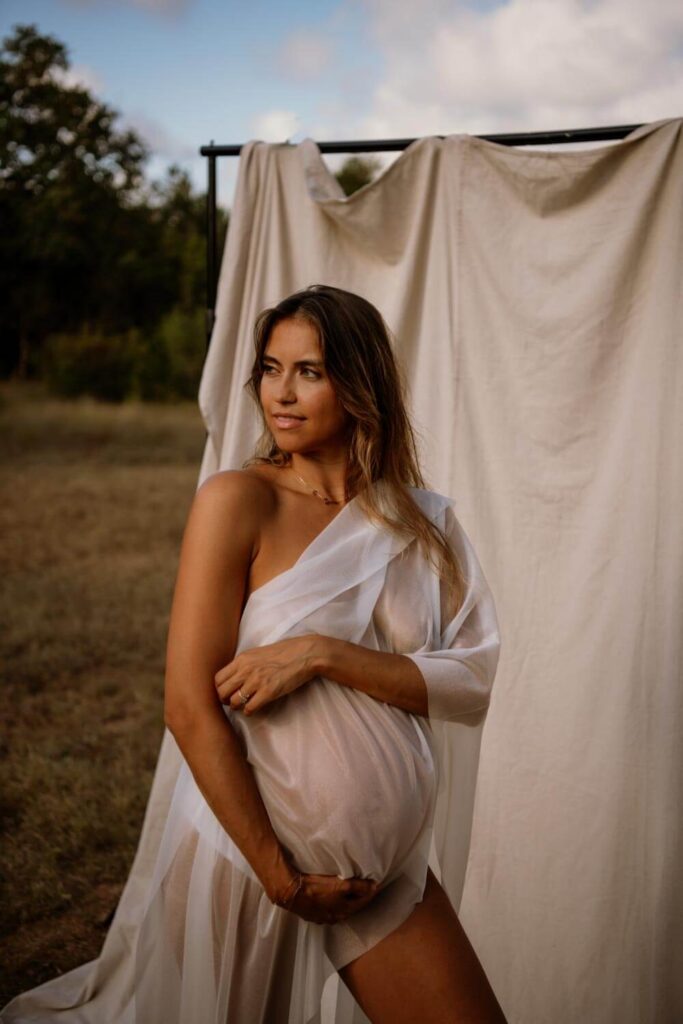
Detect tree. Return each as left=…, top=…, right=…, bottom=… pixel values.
left=334, top=155, right=383, bottom=196
left=147, top=164, right=228, bottom=316
left=0, top=24, right=147, bottom=198
left=0, top=23, right=153, bottom=376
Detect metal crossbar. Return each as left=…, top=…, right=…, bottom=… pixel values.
left=199, top=123, right=645, bottom=348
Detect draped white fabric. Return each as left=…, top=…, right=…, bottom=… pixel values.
left=3, top=116, right=683, bottom=1023
left=130, top=482, right=500, bottom=1023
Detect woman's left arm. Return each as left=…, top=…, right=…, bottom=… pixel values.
left=214, top=633, right=427, bottom=717
left=313, top=640, right=430, bottom=716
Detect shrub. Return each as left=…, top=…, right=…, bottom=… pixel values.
left=40, top=309, right=205, bottom=403
left=151, top=306, right=206, bottom=400
left=42, top=327, right=137, bottom=402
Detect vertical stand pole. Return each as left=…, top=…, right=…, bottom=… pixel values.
left=205, top=144, right=217, bottom=352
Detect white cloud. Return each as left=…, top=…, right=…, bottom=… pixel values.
left=337, top=0, right=683, bottom=141
left=249, top=109, right=302, bottom=143
left=51, top=62, right=106, bottom=95
left=276, top=28, right=334, bottom=81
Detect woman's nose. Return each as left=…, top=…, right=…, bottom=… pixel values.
left=274, top=373, right=297, bottom=400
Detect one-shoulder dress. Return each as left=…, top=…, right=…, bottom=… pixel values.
left=0, top=481, right=501, bottom=1024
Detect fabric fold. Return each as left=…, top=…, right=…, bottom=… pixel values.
left=404, top=500, right=502, bottom=723
left=238, top=482, right=452, bottom=648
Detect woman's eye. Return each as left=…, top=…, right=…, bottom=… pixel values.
left=262, top=366, right=320, bottom=378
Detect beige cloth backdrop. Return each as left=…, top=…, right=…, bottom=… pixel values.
left=198, top=118, right=683, bottom=1023
left=2, top=117, right=681, bottom=1024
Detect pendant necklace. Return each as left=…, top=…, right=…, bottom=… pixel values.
left=291, top=468, right=347, bottom=505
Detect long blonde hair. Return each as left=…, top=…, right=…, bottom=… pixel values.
left=242, top=283, right=465, bottom=612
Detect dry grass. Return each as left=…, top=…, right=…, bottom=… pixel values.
left=0, top=380, right=207, bottom=1002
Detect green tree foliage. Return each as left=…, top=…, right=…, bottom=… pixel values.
left=335, top=154, right=383, bottom=196
left=0, top=23, right=151, bottom=376
left=0, top=23, right=226, bottom=393
left=147, top=165, right=209, bottom=314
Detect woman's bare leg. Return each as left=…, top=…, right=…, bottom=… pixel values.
left=338, top=867, right=507, bottom=1024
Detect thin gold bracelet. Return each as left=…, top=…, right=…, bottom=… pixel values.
left=274, top=871, right=303, bottom=909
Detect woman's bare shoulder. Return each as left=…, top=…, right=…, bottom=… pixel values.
left=197, top=467, right=278, bottom=510
left=182, top=470, right=277, bottom=575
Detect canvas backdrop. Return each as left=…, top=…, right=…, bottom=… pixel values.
left=199, top=115, right=683, bottom=1023
left=2, top=116, right=681, bottom=1024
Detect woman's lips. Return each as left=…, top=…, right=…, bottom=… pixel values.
left=273, top=415, right=305, bottom=429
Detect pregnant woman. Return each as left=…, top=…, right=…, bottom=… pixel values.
left=0, top=283, right=506, bottom=1024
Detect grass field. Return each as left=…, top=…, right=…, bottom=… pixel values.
left=0, top=380, right=207, bottom=1003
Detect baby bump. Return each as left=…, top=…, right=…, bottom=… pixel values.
left=227, top=677, right=437, bottom=883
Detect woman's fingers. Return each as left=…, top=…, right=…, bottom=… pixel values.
left=330, top=878, right=381, bottom=919
left=288, top=873, right=382, bottom=925
left=341, top=878, right=380, bottom=899
left=348, top=878, right=379, bottom=892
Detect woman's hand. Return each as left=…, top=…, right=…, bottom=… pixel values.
left=283, top=872, right=382, bottom=926
left=214, top=634, right=323, bottom=715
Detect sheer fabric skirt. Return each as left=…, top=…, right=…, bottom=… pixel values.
left=133, top=677, right=439, bottom=1024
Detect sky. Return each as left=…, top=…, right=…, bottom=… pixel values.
left=2, top=0, right=682, bottom=211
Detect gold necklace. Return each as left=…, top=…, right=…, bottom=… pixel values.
left=291, top=468, right=347, bottom=505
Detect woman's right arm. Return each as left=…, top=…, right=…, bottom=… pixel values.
left=163, top=469, right=295, bottom=904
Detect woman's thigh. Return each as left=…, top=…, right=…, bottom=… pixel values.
left=338, top=867, right=507, bottom=1024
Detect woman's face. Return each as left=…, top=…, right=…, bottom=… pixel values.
left=260, top=316, right=351, bottom=454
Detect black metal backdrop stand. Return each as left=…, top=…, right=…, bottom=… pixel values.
left=199, top=122, right=645, bottom=349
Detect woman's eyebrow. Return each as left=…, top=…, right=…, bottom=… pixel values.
left=262, top=356, right=323, bottom=367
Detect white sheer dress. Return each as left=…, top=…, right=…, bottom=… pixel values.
left=0, top=480, right=501, bottom=1024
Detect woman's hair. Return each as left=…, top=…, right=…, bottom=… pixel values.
left=242, top=283, right=465, bottom=611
